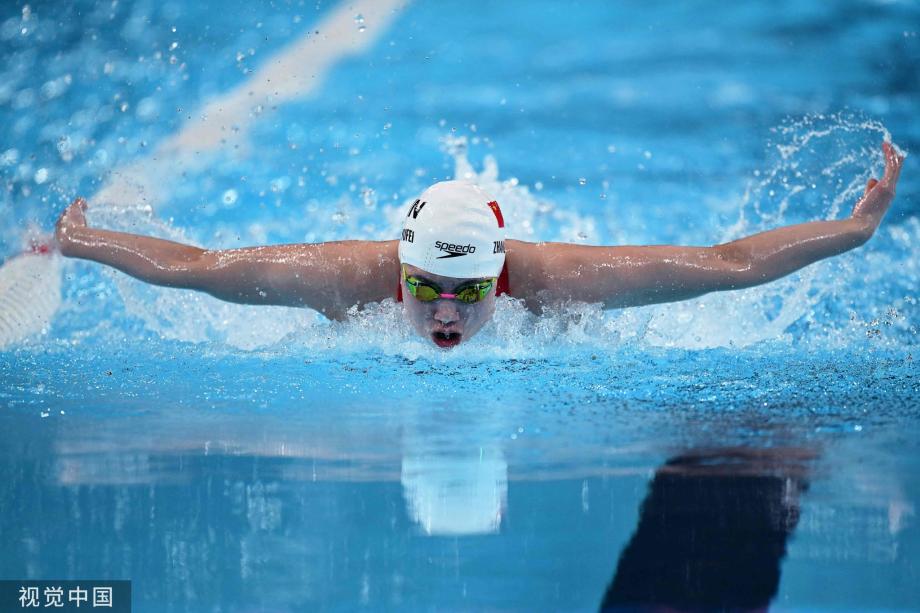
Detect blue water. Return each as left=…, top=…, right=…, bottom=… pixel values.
left=2, top=0, right=919, bottom=611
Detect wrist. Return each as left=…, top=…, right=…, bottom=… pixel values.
left=56, top=225, right=90, bottom=257
left=847, top=215, right=876, bottom=244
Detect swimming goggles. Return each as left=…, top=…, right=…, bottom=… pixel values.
left=402, top=265, right=496, bottom=304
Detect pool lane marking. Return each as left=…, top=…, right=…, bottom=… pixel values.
left=0, top=250, right=61, bottom=349
left=92, top=0, right=409, bottom=209
left=0, top=0, right=409, bottom=349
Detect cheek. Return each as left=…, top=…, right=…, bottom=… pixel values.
left=464, top=301, right=494, bottom=328
left=403, top=299, right=431, bottom=329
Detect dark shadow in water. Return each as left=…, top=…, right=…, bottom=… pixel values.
left=600, top=447, right=813, bottom=613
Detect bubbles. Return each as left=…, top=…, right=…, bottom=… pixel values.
left=354, top=14, right=366, bottom=32
left=40, top=75, right=71, bottom=100
left=269, top=176, right=291, bottom=193
left=221, top=189, right=239, bottom=207
left=56, top=136, right=73, bottom=162
left=0, top=149, right=19, bottom=166
left=135, top=97, right=159, bottom=122
left=361, top=187, right=377, bottom=209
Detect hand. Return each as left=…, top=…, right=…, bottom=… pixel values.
left=54, top=197, right=89, bottom=254
left=851, top=141, right=905, bottom=232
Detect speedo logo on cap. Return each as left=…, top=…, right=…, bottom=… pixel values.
left=434, top=240, right=477, bottom=259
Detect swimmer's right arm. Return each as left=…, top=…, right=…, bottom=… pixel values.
left=54, top=199, right=399, bottom=319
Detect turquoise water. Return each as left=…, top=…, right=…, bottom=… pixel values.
left=1, top=1, right=919, bottom=611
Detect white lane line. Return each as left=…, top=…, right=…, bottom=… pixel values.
left=0, top=252, right=61, bottom=349
left=93, top=0, right=409, bottom=208
left=0, top=0, right=409, bottom=350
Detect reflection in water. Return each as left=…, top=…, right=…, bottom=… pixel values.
left=401, top=449, right=507, bottom=536
left=600, top=448, right=812, bottom=612
left=400, top=409, right=508, bottom=535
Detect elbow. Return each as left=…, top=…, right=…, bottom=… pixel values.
left=171, top=249, right=213, bottom=289
left=709, top=244, right=755, bottom=288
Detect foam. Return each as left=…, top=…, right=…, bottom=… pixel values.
left=0, top=252, right=61, bottom=349
left=30, top=114, right=919, bottom=356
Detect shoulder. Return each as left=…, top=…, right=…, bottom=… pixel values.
left=504, top=239, right=553, bottom=300
left=505, top=240, right=614, bottom=304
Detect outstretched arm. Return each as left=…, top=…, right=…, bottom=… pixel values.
left=54, top=200, right=398, bottom=319
left=509, top=142, right=905, bottom=309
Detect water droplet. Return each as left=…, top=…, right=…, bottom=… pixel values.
left=169, top=41, right=178, bottom=51
left=534, top=181, right=543, bottom=191
left=0, top=149, right=19, bottom=166
left=643, top=150, right=652, bottom=159
left=382, top=122, right=392, bottom=130
left=361, top=188, right=377, bottom=209
left=577, top=231, right=588, bottom=240
left=331, top=211, right=347, bottom=223
left=270, top=176, right=290, bottom=193
left=33, top=168, right=48, bottom=184
left=236, top=51, right=245, bottom=62
left=578, top=177, right=587, bottom=185
left=136, top=97, right=158, bottom=121
left=607, top=144, right=617, bottom=153
left=354, top=13, right=365, bottom=31
left=221, top=189, right=238, bottom=206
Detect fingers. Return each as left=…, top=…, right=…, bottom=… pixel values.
left=881, top=141, right=904, bottom=190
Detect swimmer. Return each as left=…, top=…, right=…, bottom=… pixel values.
left=55, top=142, right=904, bottom=349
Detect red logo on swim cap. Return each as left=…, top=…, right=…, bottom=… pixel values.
left=487, top=201, right=504, bottom=228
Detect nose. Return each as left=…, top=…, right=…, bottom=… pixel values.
left=433, top=300, right=460, bottom=325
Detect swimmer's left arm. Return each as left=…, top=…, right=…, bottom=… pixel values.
left=509, top=142, right=904, bottom=309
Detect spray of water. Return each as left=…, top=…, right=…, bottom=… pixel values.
left=33, top=113, right=917, bottom=357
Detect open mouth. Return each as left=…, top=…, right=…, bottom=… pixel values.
left=431, top=331, right=462, bottom=348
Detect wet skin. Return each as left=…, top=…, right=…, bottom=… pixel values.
left=400, top=263, right=497, bottom=348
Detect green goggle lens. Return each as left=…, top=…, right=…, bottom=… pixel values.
left=403, top=269, right=495, bottom=304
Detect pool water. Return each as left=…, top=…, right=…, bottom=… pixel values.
left=1, top=0, right=919, bottom=611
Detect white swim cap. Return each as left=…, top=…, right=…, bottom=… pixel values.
left=398, top=181, right=506, bottom=279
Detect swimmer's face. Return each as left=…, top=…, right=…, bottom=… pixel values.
left=401, top=263, right=497, bottom=349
